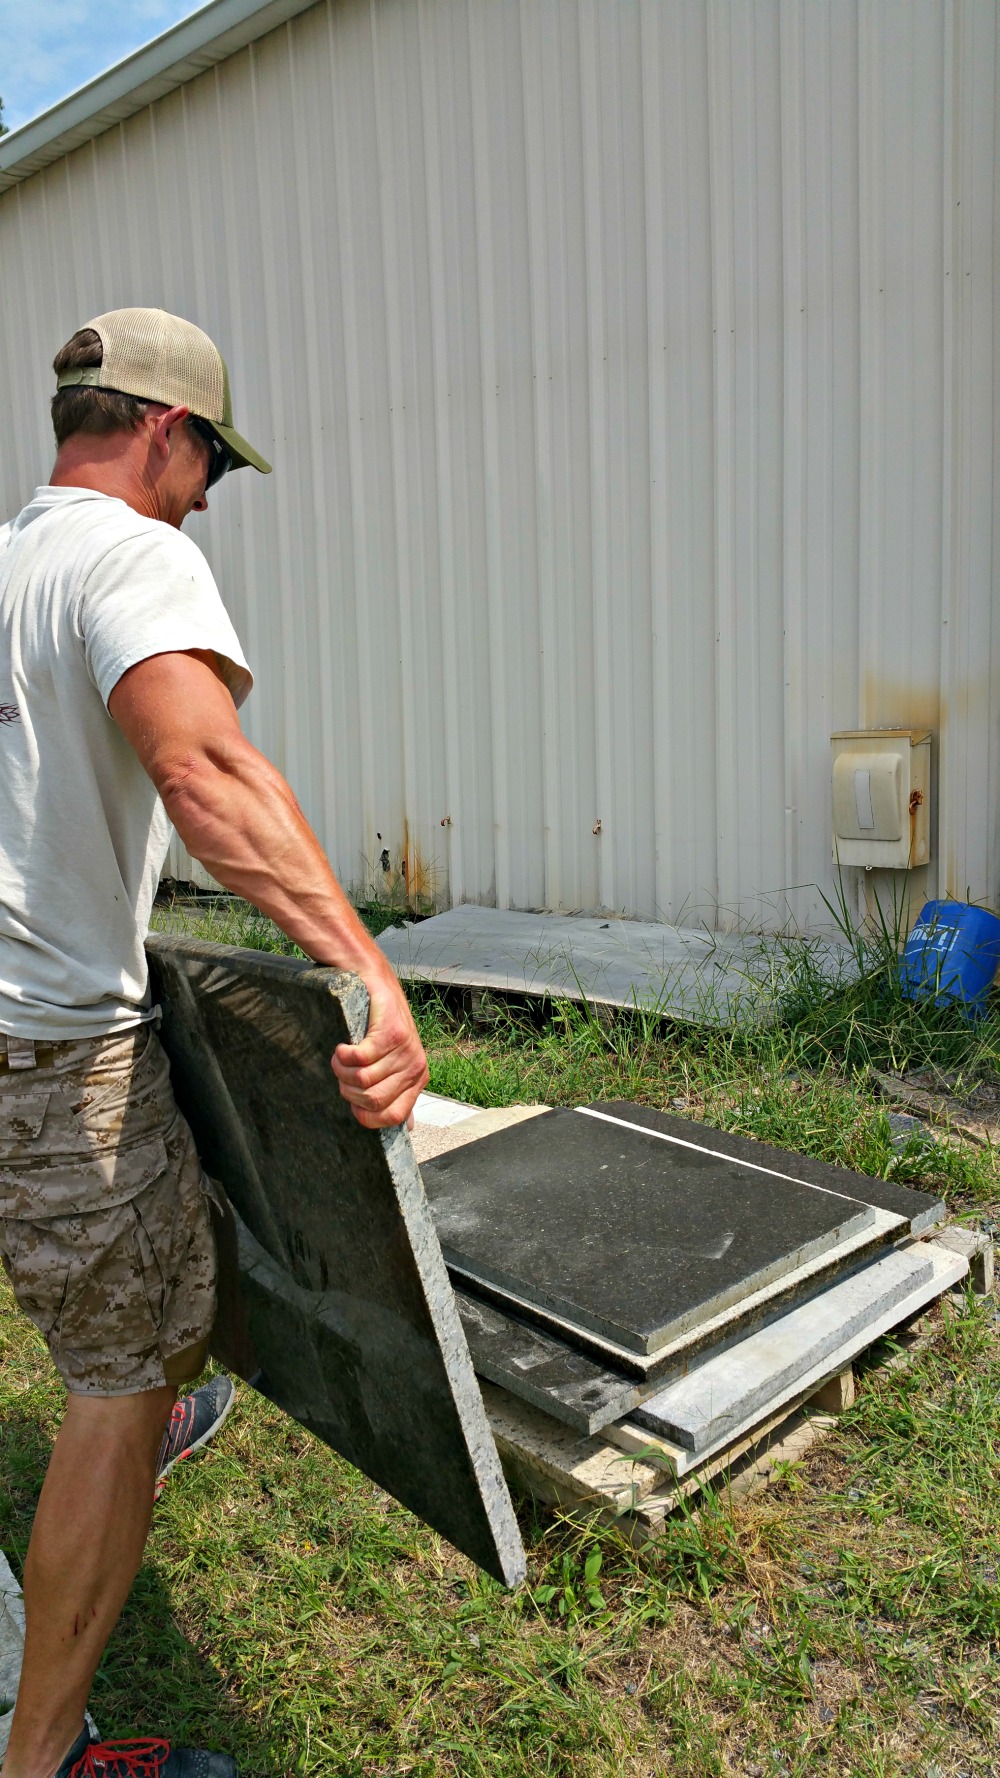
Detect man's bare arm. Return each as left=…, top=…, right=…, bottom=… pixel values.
left=108, top=648, right=428, bottom=1128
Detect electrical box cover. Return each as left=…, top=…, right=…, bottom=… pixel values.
left=831, top=730, right=931, bottom=869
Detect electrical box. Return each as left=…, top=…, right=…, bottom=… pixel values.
left=831, top=730, right=932, bottom=869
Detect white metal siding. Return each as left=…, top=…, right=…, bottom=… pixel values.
left=1, top=0, right=997, bottom=929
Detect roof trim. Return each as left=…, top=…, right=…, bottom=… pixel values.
left=0, top=0, right=322, bottom=193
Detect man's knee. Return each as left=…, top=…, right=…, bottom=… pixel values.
left=162, top=1337, right=210, bottom=1387
left=60, top=1380, right=178, bottom=1457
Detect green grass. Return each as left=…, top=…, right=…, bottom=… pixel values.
left=3, top=894, right=998, bottom=1773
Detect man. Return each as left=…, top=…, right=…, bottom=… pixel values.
left=0, top=309, right=428, bottom=1778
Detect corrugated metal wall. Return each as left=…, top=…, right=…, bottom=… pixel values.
left=1, top=0, right=997, bottom=930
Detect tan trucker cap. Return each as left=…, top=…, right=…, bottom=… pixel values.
left=55, top=307, right=272, bottom=475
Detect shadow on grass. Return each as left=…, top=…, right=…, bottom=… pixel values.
left=0, top=1406, right=282, bottom=1778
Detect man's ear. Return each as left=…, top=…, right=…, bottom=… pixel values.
left=149, top=404, right=190, bottom=464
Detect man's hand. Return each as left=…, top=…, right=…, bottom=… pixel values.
left=331, top=968, right=429, bottom=1129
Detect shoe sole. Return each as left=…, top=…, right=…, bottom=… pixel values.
left=154, top=1380, right=237, bottom=1498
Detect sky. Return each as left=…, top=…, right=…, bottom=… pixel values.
left=0, top=0, right=204, bottom=134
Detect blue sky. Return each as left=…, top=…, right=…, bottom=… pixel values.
left=0, top=0, right=204, bottom=134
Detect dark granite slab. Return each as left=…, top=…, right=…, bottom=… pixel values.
left=587, top=1103, right=945, bottom=1232
left=454, top=1285, right=640, bottom=1434
left=444, top=1194, right=903, bottom=1415
left=146, top=934, right=525, bottom=1588
left=420, top=1107, right=876, bottom=1355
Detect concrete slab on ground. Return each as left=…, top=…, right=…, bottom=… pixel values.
left=378, top=905, right=858, bottom=1026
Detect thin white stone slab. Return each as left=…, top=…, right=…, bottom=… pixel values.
left=634, top=1245, right=935, bottom=1452
left=411, top=1104, right=549, bottom=1167
left=621, top=1242, right=968, bottom=1476
left=378, top=905, right=857, bottom=1026
left=413, top=1091, right=481, bottom=1128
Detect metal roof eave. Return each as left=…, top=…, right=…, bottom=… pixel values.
left=0, top=0, right=322, bottom=193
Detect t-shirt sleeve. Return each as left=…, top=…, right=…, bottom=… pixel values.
left=78, top=524, right=253, bottom=710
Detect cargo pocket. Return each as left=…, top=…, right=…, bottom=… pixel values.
left=0, top=1085, right=54, bottom=1157
left=0, top=1216, right=71, bottom=1342
left=102, top=1134, right=171, bottom=1203
left=0, top=1082, right=105, bottom=1217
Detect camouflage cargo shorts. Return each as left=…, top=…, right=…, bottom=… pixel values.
left=0, top=1024, right=217, bottom=1395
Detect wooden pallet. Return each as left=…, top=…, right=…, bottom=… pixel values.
left=485, top=1369, right=854, bottom=1544
left=485, top=1227, right=985, bottom=1543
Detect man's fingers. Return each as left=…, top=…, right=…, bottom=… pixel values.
left=331, top=1043, right=426, bottom=1102
left=345, top=1069, right=428, bottom=1129
left=334, top=1003, right=419, bottom=1072
left=335, top=1033, right=394, bottom=1071
left=351, top=1097, right=420, bottom=1131
left=331, top=1045, right=403, bottom=1091
left=327, top=972, right=428, bottom=1129
left=335, top=1068, right=421, bottom=1116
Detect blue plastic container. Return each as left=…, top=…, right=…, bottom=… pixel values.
left=899, top=900, right=1000, bottom=1017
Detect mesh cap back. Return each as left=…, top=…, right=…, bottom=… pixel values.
left=55, top=306, right=271, bottom=475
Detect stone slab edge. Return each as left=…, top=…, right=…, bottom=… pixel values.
left=623, top=1241, right=968, bottom=1476
left=632, top=1245, right=933, bottom=1452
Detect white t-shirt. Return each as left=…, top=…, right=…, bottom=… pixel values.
left=0, top=486, right=252, bottom=1039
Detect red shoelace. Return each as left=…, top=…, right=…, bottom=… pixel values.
left=154, top=1398, right=193, bottom=1499
left=68, top=1739, right=171, bottom=1776
left=161, top=1396, right=191, bottom=1457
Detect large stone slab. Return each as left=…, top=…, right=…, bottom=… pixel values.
left=449, top=1203, right=912, bottom=1434
left=586, top=1104, right=945, bottom=1233
left=420, top=1107, right=876, bottom=1356
left=633, top=1245, right=934, bottom=1452
left=448, top=1205, right=905, bottom=1380
left=146, top=935, right=525, bottom=1588
left=378, top=905, right=858, bottom=1027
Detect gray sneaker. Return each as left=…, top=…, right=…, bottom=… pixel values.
left=154, top=1375, right=236, bottom=1500
left=56, top=1722, right=238, bottom=1776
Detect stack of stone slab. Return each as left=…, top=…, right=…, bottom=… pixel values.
left=145, top=937, right=970, bottom=1583
left=413, top=1099, right=967, bottom=1508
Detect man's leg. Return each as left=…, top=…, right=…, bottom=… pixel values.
left=2, top=1385, right=176, bottom=1778
left=0, top=1028, right=230, bottom=1775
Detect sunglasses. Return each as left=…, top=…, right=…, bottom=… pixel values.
left=187, top=415, right=233, bottom=490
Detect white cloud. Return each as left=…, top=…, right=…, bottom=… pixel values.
left=0, top=0, right=203, bottom=132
